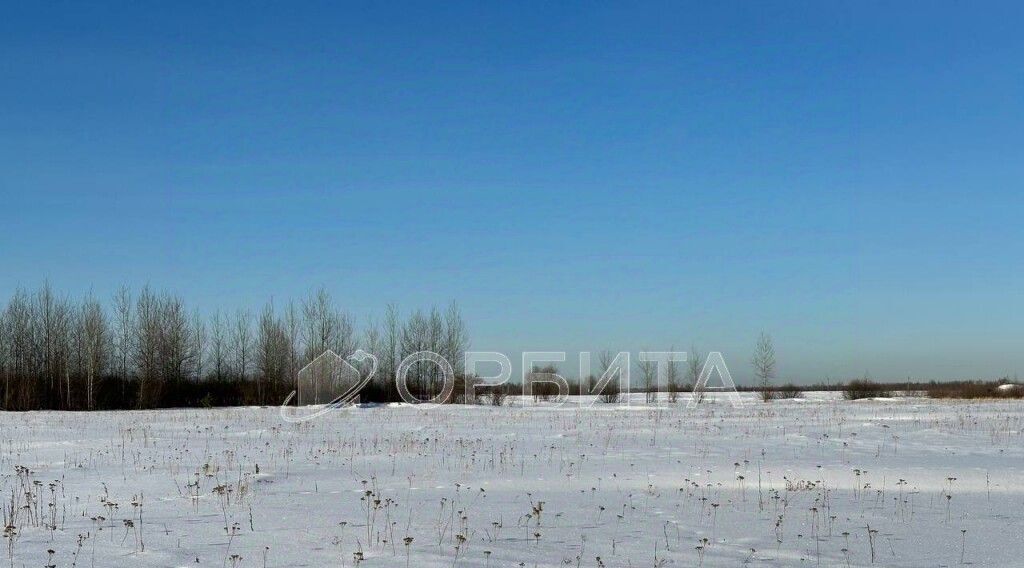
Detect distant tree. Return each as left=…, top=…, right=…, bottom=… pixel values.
left=426, top=307, right=445, bottom=397
left=4, top=290, right=34, bottom=408
left=0, top=304, right=8, bottom=408
left=134, top=288, right=195, bottom=405
left=666, top=345, right=680, bottom=403
left=688, top=346, right=706, bottom=404
left=638, top=349, right=657, bottom=404
left=752, top=332, right=777, bottom=402
left=210, top=310, right=228, bottom=381
left=527, top=364, right=561, bottom=402
left=380, top=303, right=402, bottom=399
left=283, top=300, right=302, bottom=386
left=400, top=309, right=430, bottom=397
left=597, top=349, right=621, bottom=403
left=159, top=292, right=195, bottom=383
left=113, top=286, right=134, bottom=381
left=79, top=295, right=108, bottom=409
left=302, top=287, right=353, bottom=363
left=191, top=309, right=206, bottom=381
left=133, top=287, right=158, bottom=406
left=443, top=302, right=469, bottom=378
left=231, top=309, right=254, bottom=382
left=257, top=302, right=291, bottom=403
left=362, top=316, right=382, bottom=387
left=35, top=283, right=74, bottom=408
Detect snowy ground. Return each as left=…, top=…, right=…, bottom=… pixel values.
left=2, top=393, right=1023, bottom=567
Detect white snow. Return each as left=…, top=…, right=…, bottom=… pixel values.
left=2, top=393, right=1023, bottom=567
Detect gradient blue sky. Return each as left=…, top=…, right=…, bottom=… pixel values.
left=2, top=2, right=1022, bottom=383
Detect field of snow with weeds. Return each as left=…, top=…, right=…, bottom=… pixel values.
left=2, top=393, right=1023, bottom=567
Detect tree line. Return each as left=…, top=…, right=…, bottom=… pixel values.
left=0, top=284, right=469, bottom=410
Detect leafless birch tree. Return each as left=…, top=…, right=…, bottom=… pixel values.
left=752, top=332, right=777, bottom=402
left=79, top=295, right=108, bottom=409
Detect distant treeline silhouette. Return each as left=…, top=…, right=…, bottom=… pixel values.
left=2, top=284, right=1018, bottom=411
left=0, top=283, right=468, bottom=410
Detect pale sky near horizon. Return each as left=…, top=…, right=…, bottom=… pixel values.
left=2, top=2, right=1022, bottom=383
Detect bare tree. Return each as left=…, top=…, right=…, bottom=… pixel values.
left=752, top=332, right=777, bottom=402
left=283, top=300, right=301, bottom=388
left=191, top=309, right=206, bottom=381
left=35, top=283, right=74, bottom=408
left=332, top=310, right=355, bottom=360
left=256, top=303, right=274, bottom=401
left=133, top=287, right=161, bottom=407
left=400, top=309, right=431, bottom=397
left=80, top=295, right=108, bottom=409
left=210, top=310, right=227, bottom=381
left=380, top=303, right=402, bottom=399
left=70, top=306, right=85, bottom=405
left=638, top=349, right=657, bottom=404
left=301, top=288, right=353, bottom=363
left=0, top=305, right=8, bottom=409
left=113, top=286, right=134, bottom=381
left=688, top=346, right=706, bottom=404
left=156, top=292, right=194, bottom=384
left=526, top=364, right=561, bottom=402
left=361, top=317, right=382, bottom=391
left=302, top=289, right=329, bottom=362
left=231, top=309, right=254, bottom=381
left=597, top=349, right=621, bottom=403
left=4, top=290, right=34, bottom=408
left=257, top=302, right=291, bottom=403
left=426, top=308, right=444, bottom=397
left=443, top=302, right=469, bottom=377
left=133, top=288, right=195, bottom=406
left=666, top=345, right=680, bottom=403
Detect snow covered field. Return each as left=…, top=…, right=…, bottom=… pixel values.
left=2, top=394, right=1023, bottom=567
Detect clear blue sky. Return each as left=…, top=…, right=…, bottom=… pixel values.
left=2, top=2, right=1022, bottom=383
